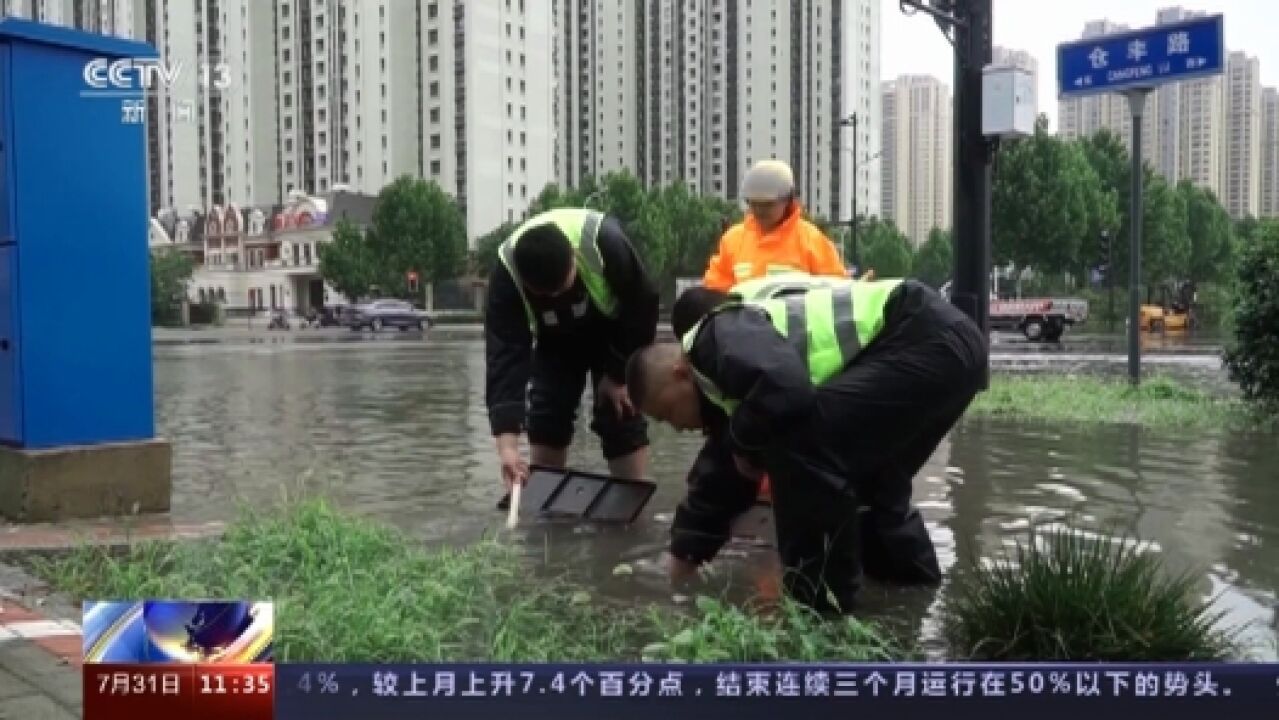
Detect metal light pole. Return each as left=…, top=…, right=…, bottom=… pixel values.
left=838, top=113, right=861, bottom=268
left=899, top=0, right=994, bottom=387
left=1125, top=89, right=1150, bottom=386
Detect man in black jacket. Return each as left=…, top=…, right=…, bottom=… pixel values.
left=486, top=208, right=659, bottom=487
left=627, top=278, right=987, bottom=611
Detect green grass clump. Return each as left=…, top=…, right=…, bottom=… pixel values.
left=642, top=596, right=899, bottom=662
left=969, top=374, right=1269, bottom=429
left=941, top=525, right=1240, bottom=661
left=33, top=499, right=900, bottom=662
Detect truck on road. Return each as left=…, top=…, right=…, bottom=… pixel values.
left=942, top=282, right=1089, bottom=342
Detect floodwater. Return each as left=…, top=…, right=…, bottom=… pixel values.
left=154, top=336, right=1279, bottom=659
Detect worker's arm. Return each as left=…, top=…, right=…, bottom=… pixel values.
left=484, top=263, right=533, bottom=436
left=689, top=309, right=818, bottom=462
left=597, top=218, right=660, bottom=384
left=669, top=428, right=762, bottom=565
left=701, top=231, right=738, bottom=291
left=806, top=224, right=848, bottom=277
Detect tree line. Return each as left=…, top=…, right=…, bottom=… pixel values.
left=317, top=118, right=1243, bottom=306
left=992, top=119, right=1237, bottom=294
left=317, top=171, right=960, bottom=304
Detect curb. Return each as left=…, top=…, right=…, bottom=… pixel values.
left=0, top=520, right=225, bottom=553
left=0, top=593, right=82, bottom=668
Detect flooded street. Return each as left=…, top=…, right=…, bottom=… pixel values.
left=154, top=336, right=1279, bottom=658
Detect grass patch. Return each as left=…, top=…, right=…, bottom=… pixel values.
left=941, top=524, right=1240, bottom=661
left=969, top=374, right=1271, bottom=429
left=33, top=499, right=899, bottom=662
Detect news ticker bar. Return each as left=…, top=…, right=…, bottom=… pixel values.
left=85, top=662, right=1279, bottom=720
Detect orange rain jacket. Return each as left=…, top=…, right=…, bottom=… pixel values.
left=700, top=202, right=846, bottom=502
left=702, top=202, right=847, bottom=291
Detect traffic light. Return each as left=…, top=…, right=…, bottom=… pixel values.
left=1098, top=230, right=1112, bottom=263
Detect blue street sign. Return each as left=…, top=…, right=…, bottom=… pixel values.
left=1057, top=14, right=1223, bottom=98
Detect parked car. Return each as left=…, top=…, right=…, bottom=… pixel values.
left=345, top=299, right=433, bottom=331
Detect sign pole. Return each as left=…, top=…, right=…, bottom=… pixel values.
left=1106, top=231, right=1115, bottom=330
left=1125, top=89, right=1149, bottom=386
left=1055, top=13, right=1223, bottom=383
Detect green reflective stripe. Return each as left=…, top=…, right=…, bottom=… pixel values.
left=575, top=211, right=605, bottom=275
left=497, top=209, right=617, bottom=332
left=680, top=319, right=738, bottom=415
left=683, top=278, right=902, bottom=413
left=574, top=211, right=617, bottom=317
left=497, top=238, right=538, bottom=330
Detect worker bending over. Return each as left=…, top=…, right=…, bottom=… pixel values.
left=703, top=159, right=846, bottom=290
left=626, top=276, right=987, bottom=611
left=486, top=208, right=659, bottom=488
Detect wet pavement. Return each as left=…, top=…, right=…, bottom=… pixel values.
left=151, top=337, right=1279, bottom=659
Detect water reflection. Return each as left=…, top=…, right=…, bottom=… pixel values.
left=154, top=340, right=1278, bottom=658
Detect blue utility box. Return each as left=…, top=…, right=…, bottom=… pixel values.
left=0, top=19, right=156, bottom=449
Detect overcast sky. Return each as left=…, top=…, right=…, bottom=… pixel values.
left=880, top=0, right=1278, bottom=130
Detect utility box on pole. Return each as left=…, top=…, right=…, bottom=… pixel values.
left=0, top=19, right=171, bottom=521
left=982, top=65, right=1037, bottom=139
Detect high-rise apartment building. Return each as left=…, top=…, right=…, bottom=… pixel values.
left=555, top=0, right=881, bottom=223
left=880, top=75, right=951, bottom=248
left=1261, top=87, right=1279, bottom=218
left=1224, top=51, right=1263, bottom=219
left=276, top=1, right=554, bottom=240
left=1159, top=7, right=1226, bottom=199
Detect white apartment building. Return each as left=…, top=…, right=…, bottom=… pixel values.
left=1261, top=87, right=1279, bottom=218
left=216, top=0, right=279, bottom=209
left=1160, top=7, right=1226, bottom=200
left=556, top=0, right=881, bottom=223
left=880, top=75, right=951, bottom=248
left=2, top=0, right=67, bottom=25
left=13, top=1, right=555, bottom=243
left=1224, top=51, right=1262, bottom=219
left=310, top=0, right=554, bottom=242
left=449, top=0, right=556, bottom=237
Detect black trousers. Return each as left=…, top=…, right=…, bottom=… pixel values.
left=526, top=343, right=650, bottom=460
left=764, top=280, right=988, bottom=612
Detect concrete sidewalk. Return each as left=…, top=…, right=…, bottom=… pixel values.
left=0, top=516, right=225, bottom=719
left=0, top=591, right=82, bottom=719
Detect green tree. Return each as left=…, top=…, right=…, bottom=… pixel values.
left=858, top=218, right=914, bottom=277
left=913, top=228, right=953, bottom=288
left=1178, top=181, right=1234, bottom=285
left=527, top=182, right=588, bottom=215
left=1077, top=131, right=1193, bottom=289
left=472, top=221, right=519, bottom=278
left=993, top=127, right=1114, bottom=282
left=318, top=219, right=379, bottom=301
left=149, top=248, right=194, bottom=324
left=1234, top=216, right=1261, bottom=244
left=367, top=176, right=468, bottom=295
left=1224, top=219, right=1279, bottom=408
left=1140, top=174, right=1191, bottom=289
left=598, top=171, right=647, bottom=224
